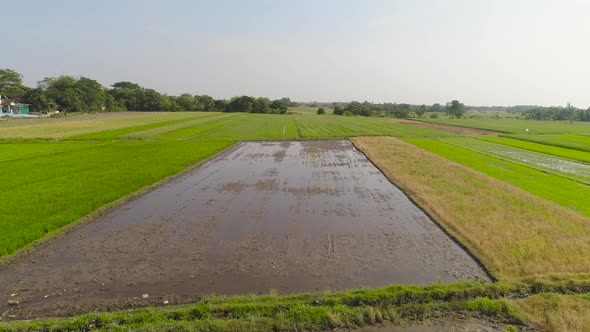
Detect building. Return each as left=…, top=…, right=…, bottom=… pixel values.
left=0, top=95, right=30, bottom=115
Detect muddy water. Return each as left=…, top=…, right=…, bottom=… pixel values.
left=0, top=140, right=489, bottom=320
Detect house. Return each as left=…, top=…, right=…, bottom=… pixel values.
left=0, top=95, right=30, bottom=115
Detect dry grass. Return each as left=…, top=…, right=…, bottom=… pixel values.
left=352, top=136, right=590, bottom=281
left=511, top=293, right=590, bottom=331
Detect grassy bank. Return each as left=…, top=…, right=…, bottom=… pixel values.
left=352, top=137, right=590, bottom=281
left=0, top=282, right=524, bottom=331
left=3, top=278, right=590, bottom=330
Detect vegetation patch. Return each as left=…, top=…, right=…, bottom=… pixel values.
left=407, top=137, right=590, bottom=217
left=0, top=141, right=233, bottom=258
left=511, top=293, right=590, bottom=331
left=478, top=136, right=590, bottom=164
left=352, top=136, right=590, bottom=281
left=418, top=118, right=590, bottom=134
left=505, top=133, right=590, bottom=153
left=0, top=282, right=525, bottom=331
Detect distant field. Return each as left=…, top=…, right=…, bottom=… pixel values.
left=0, top=141, right=232, bottom=257
left=0, top=112, right=199, bottom=139
left=293, top=115, right=453, bottom=139
left=406, top=138, right=590, bottom=217
left=478, top=136, right=590, bottom=164
left=0, top=112, right=458, bottom=141
left=440, top=137, right=590, bottom=184
left=504, top=134, right=590, bottom=153
left=419, top=117, right=590, bottom=134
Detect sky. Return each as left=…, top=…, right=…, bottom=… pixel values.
left=3, top=0, right=590, bottom=107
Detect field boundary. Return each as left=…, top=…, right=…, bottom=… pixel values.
left=0, top=142, right=242, bottom=267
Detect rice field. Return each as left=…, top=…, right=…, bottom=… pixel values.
left=0, top=141, right=232, bottom=257
left=477, top=136, right=590, bottom=164
left=1, top=111, right=590, bottom=330
left=418, top=118, right=590, bottom=134
left=504, top=134, right=590, bottom=153
left=440, top=137, right=590, bottom=184
left=405, top=138, right=590, bottom=217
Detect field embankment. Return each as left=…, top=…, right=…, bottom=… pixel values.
left=0, top=282, right=526, bottom=331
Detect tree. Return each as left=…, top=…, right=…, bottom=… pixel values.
left=317, top=107, right=325, bottom=115
left=333, top=106, right=344, bottom=115
left=75, top=77, right=107, bottom=112
left=37, top=76, right=107, bottom=113
left=251, top=97, right=271, bottom=113
left=226, top=96, right=255, bottom=113
left=140, top=89, right=164, bottom=112
left=214, top=99, right=228, bottom=112
left=270, top=98, right=289, bottom=114
left=23, top=88, right=56, bottom=114
left=416, top=105, right=427, bottom=117
left=429, top=103, right=443, bottom=113
left=177, top=93, right=194, bottom=112
left=392, top=107, right=409, bottom=119
left=109, top=81, right=144, bottom=112
left=0, top=68, right=26, bottom=97
left=195, top=95, right=215, bottom=112
left=343, top=101, right=371, bottom=117
left=104, top=94, right=123, bottom=112
left=446, top=100, right=465, bottom=118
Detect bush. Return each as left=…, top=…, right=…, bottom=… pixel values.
left=429, top=113, right=439, bottom=119
left=317, top=108, right=325, bottom=115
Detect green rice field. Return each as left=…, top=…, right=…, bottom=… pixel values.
left=419, top=117, right=590, bottom=134
left=2, top=112, right=590, bottom=258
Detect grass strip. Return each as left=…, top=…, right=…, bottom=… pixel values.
left=0, top=282, right=526, bottom=331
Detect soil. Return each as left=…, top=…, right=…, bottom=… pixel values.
left=0, top=140, right=489, bottom=320
left=392, top=119, right=500, bottom=136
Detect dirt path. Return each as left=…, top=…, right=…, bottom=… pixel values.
left=0, top=141, right=488, bottom=320
left=392, top=119, right=500, bottom=136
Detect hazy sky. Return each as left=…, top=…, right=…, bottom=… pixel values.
left=4, top=0, right=590, bottom=107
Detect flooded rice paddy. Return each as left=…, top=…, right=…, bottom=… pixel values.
left=0, top=140, right=488, bottom=319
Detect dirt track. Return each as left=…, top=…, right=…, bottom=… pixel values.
left=0, top=140, right=488, bottom=320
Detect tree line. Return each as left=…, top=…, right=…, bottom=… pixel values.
left=0, top=68, right=292, bottom=114
left=331, top=100, right=465, bottom=118
left=522, top=103, right=590, bottom=122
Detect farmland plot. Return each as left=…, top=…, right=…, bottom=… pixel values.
left=444, top=137, right=590, bottom=184
left=0, top=141, right=488, bottom=320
